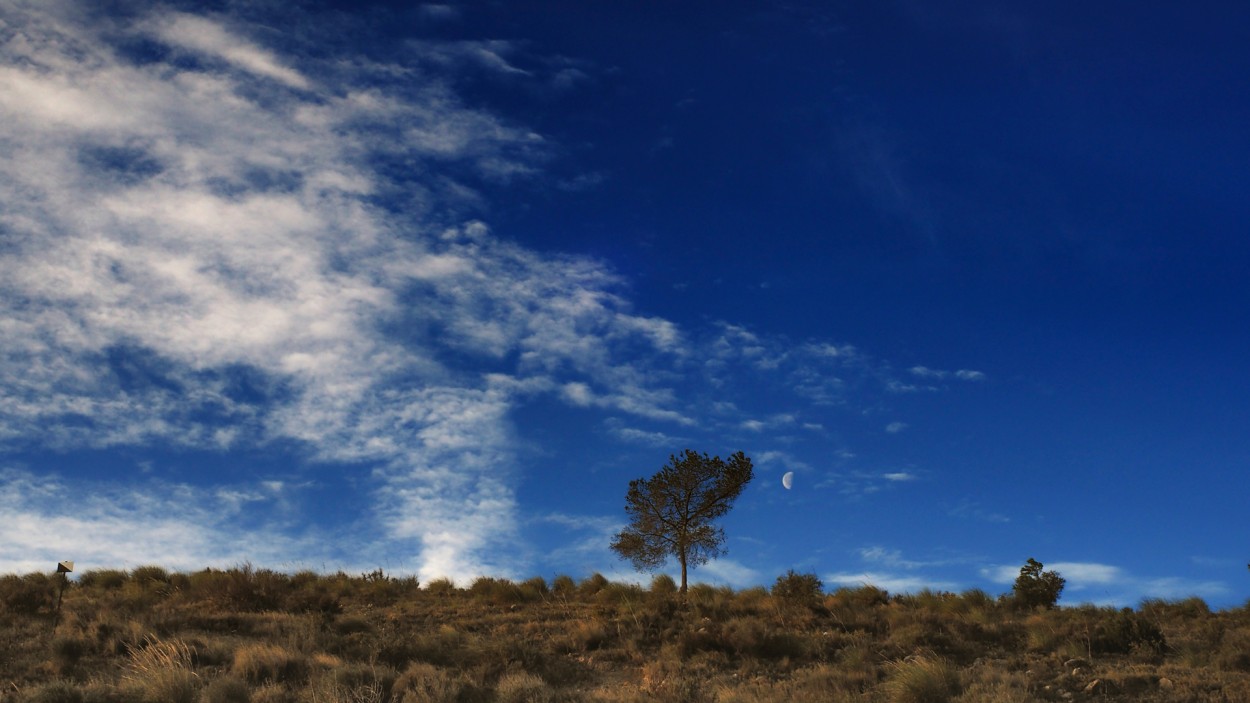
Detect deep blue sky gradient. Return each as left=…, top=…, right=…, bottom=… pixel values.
left=1, top=0, right=1247, bottom=606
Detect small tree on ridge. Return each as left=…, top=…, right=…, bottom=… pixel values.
left=1012, top=557, right=1065, bottom=610
left=610, top=449, right=754, bottom=595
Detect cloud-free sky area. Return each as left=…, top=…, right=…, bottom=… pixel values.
left=2, top=0, right=1248, bottom=607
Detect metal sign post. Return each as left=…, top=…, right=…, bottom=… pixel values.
left=53, top=561, right=73, bottom=629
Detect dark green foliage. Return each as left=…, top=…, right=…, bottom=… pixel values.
left=1090, top=608, right=1167, bottom=656
left=610, top=449, right=754, bottom=594
left=1011, top=558, right=1065, bottom=610
left=772, top=570, right=824, bottom=608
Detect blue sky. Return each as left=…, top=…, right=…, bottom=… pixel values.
left=1, top=0, right=1247, bottom=607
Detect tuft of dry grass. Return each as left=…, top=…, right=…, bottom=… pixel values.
left=882, top=655, right=961, bottom=703
left=495, top=670, right=556, bottom=703
left=393, top=661, right=462, bottom=703
left=123, top=635, right=199, bottom=703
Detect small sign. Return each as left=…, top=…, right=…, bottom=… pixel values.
left=57, top=561, right=74, bottom=573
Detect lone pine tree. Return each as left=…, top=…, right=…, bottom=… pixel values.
left=610, top=449, right=754, bottom=595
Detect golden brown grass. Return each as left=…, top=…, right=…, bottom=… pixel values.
left=122, top=635, right=199, bottom=703
left=2, top=567, right=1249, bottom=702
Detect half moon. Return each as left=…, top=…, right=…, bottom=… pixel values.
left=782, top=471, right=794, bottom=490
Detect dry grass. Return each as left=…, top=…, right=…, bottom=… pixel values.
left=232, top=643, right=310, bottom=685
left=123, top=635, right=199, bottom=703
left=392, top=661, right=463, bottom=703
left=2, top=566, right=1249, bottom=702
left=881, top=655, right=961, bottom=703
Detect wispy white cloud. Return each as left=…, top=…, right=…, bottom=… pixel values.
left=910, top=366, right=987, bottom=382
left=0, top=468, right=326, bottom=575
left=981, top=561, right=1123, bottom=586
left=0, top=2, right=988, bottom=583
left=0, top=3, right=682, bottom=582
left=696, top=558, right=761, bottom=588
left=149, top=12, right=312, bottom=90
left=606, top=421, right=682, bottom=448
left=858, top=546, right=929, bottom=570
left=948, top=499, right=1010, bottom=523
left=826, top=571, right=958, bottom=594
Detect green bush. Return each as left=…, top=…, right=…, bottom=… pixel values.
left=1010, top=559, right=1064, bottom=610
left=772, top=570, right=824, bottom=608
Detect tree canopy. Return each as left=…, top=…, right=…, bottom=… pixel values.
left=609, top=449, right=754, bottom=594
left=1012, top=557, right=1066, bottom=610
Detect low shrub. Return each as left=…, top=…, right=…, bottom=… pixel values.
left=424, top=577, right=458, bottom=596
left=650, top=574, right=678, bottom=597
left=551, top=575, right=576, bottom=597
left=393, top=662, right=462, bottom=703
left=232, top=643, right=309, bottom=684
left=1090, top=608, right=1167, bottom=656
left=129, top=565, right=170, bottom=586
left=51, top=635, right=90, bottom=670
left=22, top=680, right=85, bottom=703
left=200, top=676, right=251, bottom=703
left=495, top=670, right=556, bottom=703
left=519, top=576, right=549, bottom=601
left=78, top=569, right=129, bottom=590
left=469, top=576, right=524, bottom=605
left=772, top=570, right=824, bottom=609
left=1, top=573, right=54, bottom=615
left=579, top=573, right=610, bottom=597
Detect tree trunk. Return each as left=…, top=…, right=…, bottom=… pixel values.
left=679, top=552, right=688, bottom=595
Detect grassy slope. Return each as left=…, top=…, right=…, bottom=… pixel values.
left=2, top=567, right=1249, bottom=702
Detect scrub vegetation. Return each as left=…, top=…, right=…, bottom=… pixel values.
left=2, top=565, right=1249, bottom=702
